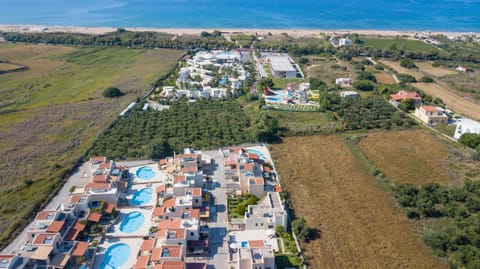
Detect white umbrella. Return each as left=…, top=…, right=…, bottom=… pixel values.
left=229, top=243, right=238, bottom=249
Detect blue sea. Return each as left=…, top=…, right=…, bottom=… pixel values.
left=0, top=0, right=479, bottom=31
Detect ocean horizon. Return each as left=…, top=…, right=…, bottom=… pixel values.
left=0, top=0, right=479, bottom=32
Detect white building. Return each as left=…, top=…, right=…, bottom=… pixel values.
left=454, top=118, right=480, bottom=139
left=339, top=37, right=352, bottom=46
left=335, top=78, right=352, bottom=86
left=237, top=247, right=275, bottom=269
left=267, top=55, right=296, bottom=79
left=340, top=91, right=358, bottom=98
left=414, top=106, right=448, bottom=126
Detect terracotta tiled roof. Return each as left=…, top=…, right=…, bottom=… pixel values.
left=182, top=166, right=198, bottom=174
left=71, top=241, right=89, bottom=257
left=156, top=219, right=183, bottom=237
left=163, top=198, right=176, bottom=209
left=254, top=177, right=264, bottom=185
left=390, top=90, right=422, bottom=101
left=135, top=255, right=150, bottom=269
left=90, top=156, right=106, bottom=164
left=151, top=248, right=162, bottom=261
left=248, top=240, right=265, bottom=248
left=155, top=261, right=186, bottom=269
left=93, top=175, right=108, bottom=182
left=46, top=221, right=65, bottom=233
left=36, top=211, right=56, bottom=221
left=244, top=163, right=254, bottom=171
left=99, top=162, right=111, bottom=169
left=420, top=105, right=439, bottom=112
left=32, top=233, right=57, bottom=245
left=87, top=212, right=102, bottom=222
left=178, top=153, right=197, bottom=159
left=159, top=159, right=167, bottom=165
left=182, top=209, right=200, bottom=219
left=186, top=188, right=201, bottom=196
left=70, top=194, right=88, bottom=204
left=164, top=228, right=186, bottom=239
left=274, top=185, right=283, bottom=193
left=174, top=175, right=186, bottom=183
left=153, top=207, right=165, bottom=217
left=85, top=182, right=111, bottom=192
left=156, top=185, right=165, bottom=193
left=64, top=220, right=86, bottom=241
left=141, top=239, right=155, bottom=252
left=248, top=153, right=259, bottom=160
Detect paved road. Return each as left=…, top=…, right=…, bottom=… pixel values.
left=204, top=150, right=229, bottom=269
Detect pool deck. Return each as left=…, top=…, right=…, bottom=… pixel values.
left=245, top=144, right=273, bottom=163
left=130, top=164, right=167, bottom=184
left=127, top=182, right=162, bottom=207
left=107, top=207, right=153, bottom=238
left=93, top=238, right=142, bottom=269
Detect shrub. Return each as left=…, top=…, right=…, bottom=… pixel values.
left=459, top=133, right=480, bottom=149
left=292, top=217, right=311, bottom=242
left=353, top=80, right=376, bottom=91
left=397, top=73, right=417, bottom=83
left=406, top=208, right=420, bottom=219
left=236, top=204, right=246, bottom=216
left=419, top=76, right=434, bottom=83
left=102, top=87, right=124, bottom=98
left=400, top=58, right=417, bottom=69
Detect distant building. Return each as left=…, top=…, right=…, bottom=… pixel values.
left=454, top=118, right=480, bottom=140
left=339, top=38, right=352, bottom=46
left=456, top=66, right=470, bottom=72
left=340, top=91, right=358, bottom=98
left=260, top=53, right=297, bottom=79
left=335, top=78, right=352, bottom=86
left=390, top=90, right=422, bottom=106
left=415, top=106, right=448, bottom=126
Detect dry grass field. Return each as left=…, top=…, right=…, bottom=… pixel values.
left=304, top=56, right=354, bottom=83
left=357, top=130, right=479, bottom=186
left=414, top=82, right=480, bottom=120
left=416, top=62, right=456, bottom=77
left=376, top=72, right=396, bottom=84
left=271, top=135, right=445, bottom=269
left=0, top=43, right=183, bottom=248
left=380, top=60, right=422, bottom=79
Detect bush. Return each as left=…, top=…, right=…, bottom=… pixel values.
left=397, top=73, right=417, bottom=83
left=459, top=133, right=480, bottom=149
left=353, top=80, right=376, bottom=91
left=419, top=76, right=434, bottom=83
left=236, top=204, right=246, bottom=216
left=406, top=208, right=420, bottom=219
left=292, top=217, right=311, bottom=242
left=102, top=87, right=124, bottom=98
left=400, top=58, right=417, bottom=69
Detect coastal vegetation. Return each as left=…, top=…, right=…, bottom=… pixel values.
left=0, top=43, right=183, bottom=249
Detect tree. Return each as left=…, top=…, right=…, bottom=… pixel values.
left=419, top=76, right=434, bottom=83
left=353, top=80, right=375, bottom=91
left=102, top=87, right=124, bottom=98
left=357, top=71, right=377, bottom=82
left=257, top=78, right=274, bottom=91
left=236, top=204, right=246, bottom=216
left=400, top=58, right=417, bottom=69
left=309, top=78, right=326, bottom=90
left=459, top=133, right=480, bottom=149
left=399, top=98, right=416, bottom=112
left=292, top=218, right=311, bottom=242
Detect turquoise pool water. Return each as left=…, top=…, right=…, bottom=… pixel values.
left=136, top=166, right=155, bottom=180
left=248, top=149, right=266, bottom=160
left=241, top=241, right=248, bottom=248
left=100, top=243, right=130, bottom=269
left=132, top=188, right=153, bottom=206
left=120, top=211, right=144, bottom=233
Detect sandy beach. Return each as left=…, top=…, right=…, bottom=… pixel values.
left=0, top=24, right=476, bottom=38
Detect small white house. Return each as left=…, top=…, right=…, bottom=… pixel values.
left=340, top=91, right=358, bottom=98
left=335, top=78, right=352, bottom=86
left=456, top=66, right=469, bottom=72
left=339, top=38, right=352, bottom=46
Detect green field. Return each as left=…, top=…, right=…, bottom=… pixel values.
left=361, top=38, right=435, bottom=52
left=0, top=43, right=183, bottom=249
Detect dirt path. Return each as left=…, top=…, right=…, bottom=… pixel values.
left=271, top=135, right=445, bottom=269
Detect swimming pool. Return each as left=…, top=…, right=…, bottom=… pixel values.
left=241, top=241, right=248, bottom=248
left=119, top=211, right=144, bottom=233
left=100, top=243, right=130, bottom=269
left=248, top=149, right=266, bottom=160
left=136, top=166, right=155, bottom=180
left=132, top=188, right=153, bottom=206
left=265, top=96, right=283, bottom=102
left=220, top=77, right=227, bottom=85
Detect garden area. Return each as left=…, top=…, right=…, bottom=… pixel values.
left=227, top=193, right=259, bottom=221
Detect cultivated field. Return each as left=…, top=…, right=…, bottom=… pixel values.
left=0, top=43, right=183, bottom=248
left=415, top=62, right=456, bottom=77
left=380, top=60, right=422, bottom=79
left=441, top=71, right=480, bottom=102
left=414, top=82, right=480, bottom=120
left=375, top=72, right=396, bottom=84
left=271, top=135, right=445, bottom=269
left=357, top=130, right=479, bottom=186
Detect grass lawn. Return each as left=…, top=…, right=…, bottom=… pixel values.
left=227, top=194, right=259, bottom=221
left=361, top=38, right=435, bottom=52
left=0, top=43, right=183, bottom=249
left=266, top=110, right=337, bottom=136
left=275, top=254, right=302, bottom=269
left=434, top=123, right=457, bottom=137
